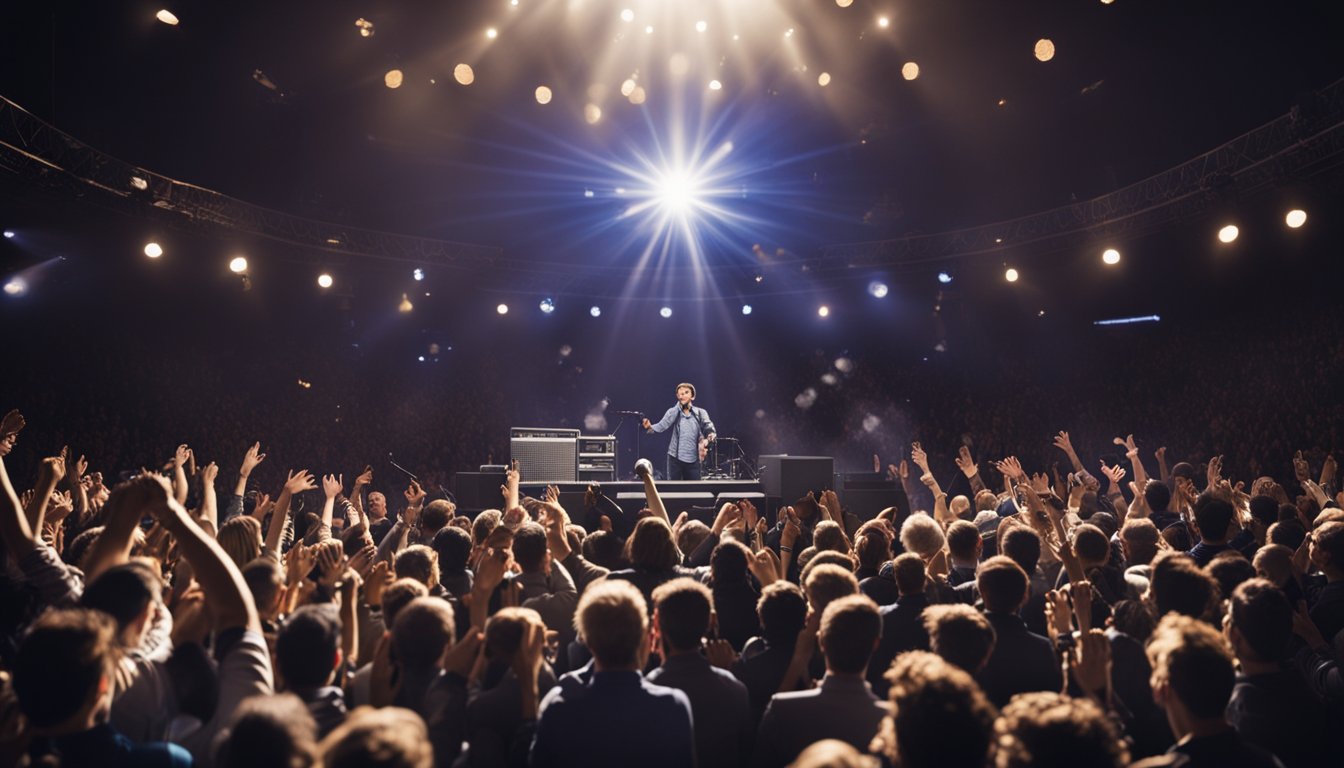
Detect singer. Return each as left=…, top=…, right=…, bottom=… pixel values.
left=641, top=382, right=716, bottom=480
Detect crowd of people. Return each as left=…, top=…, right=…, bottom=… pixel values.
left=2, top=398, right=1342, bottom=767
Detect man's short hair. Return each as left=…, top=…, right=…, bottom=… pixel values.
left=216, top=693, right=319, bottom=768
left=394, top=544, right=438, bottom=587
left=800, top=550, right=855, bottom=587
left=900, top=514, right=945, bottom=559
left=854, top=525, right=892, bottom=571
left=421, top=500, right=453, bottom=535
left=676, top=382, right=696, bottom=398
left=757, top=581, right=808, bottom=647
left=276, top=604, right=342, bottom=689
left=945, top=521, right=981, bottom=562
left=1072, top=524, right=1110, bottom=565
left=512, top=522, right=549, bottom=573
left=392, top=597, right=456, bottom=669
left=975, top=556, right=1029, bottom=614
left=319, top=706, right=432, bottom=768
left=472, top=510, right=502, bottom=546
left=381, top=579, right=430, bottom=627
left=999, top=527, right=1041, bottom=575
left=675, top=520, right=712, bottom=561
left=813, top=521, right=851, bottom=554
left=1248, top=495, right=1279, bottom=528
left=1206, top=552, right=1256, bottom=599
left=892, top=552, right=927, bottom=596
left=1120, top=518, right=1160, bottom=556
left=993, top=691, right=1128, bottom=768
left=430, top=525, right=473, bottom=573
left=12, top=608, right=117, bottom=730
left=805, top=563, right=860, bottom=615
left=818, top=595, right=881, bottom=675
left=1267, top=520, right=1306, bottom=550
left=949, top=495, right=972, bottom=520
left=710, top=540, right=751, bottom=584
left=1193, top=495, right=1235, bottom=541
left=582, top=529, right=627, bottom=571
left=1146, top=613, right=1235, bottom=719
left=1252, top=544, right=1294, bottom=589
left=1229, top=578, right=1293, bottom=662
left=652, top=578, right=713, bottom=653
left=880, top=651, right=994, bottom=768
left=80, top=560, right=162, bottom=633
left=575, top=580, right=648, bottom=668
left=1313, top=521, right=1344, bottom=566
left=1148, top=552, right=1216, bottom=621
left=1143, top=481, right=1172, bottom=513
left=242, top=557, right=285, bottom=615
left=484, top=607, right=544, bottom=662
left=922, top=604, right=995, bottom=673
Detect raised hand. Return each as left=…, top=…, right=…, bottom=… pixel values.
left=1207, top=455, right=1224, bottom=490
left=286, top=542, right=317, bottom=586
left=1294, top=451, right=1310, bottom=483
left=1323, top=455, right=1338, bottom=486
left=354, top=465, right=373, bottom=488
left=38, top=454, right=67, bottom=485
left=995, top=456, right=1025, bottom=482
left=364, top=560, right=392, bottom=607
left=200, top=461, right=219, bottom=486
left=316, top=541, right=347, bottom=588
left=250, top=492, right=273, bottom=521
left=544, top=484, right=560, bottom=504
left=174, top=444, right=192, bottom=469
left=955, top=445, right=979, bottom=478
left=284, top=469, right=316, bottom=495
left=1154, top=446, right=1167, bottom=463
left=1053, top=431, right=1076, bottom=457
left=1070, top=629, right=1112, bottom=700
left=747, top=548, right=781, bottom=586
left=705, top=638, right=738, bottom=670
left=739, top=498, right=760, bottom=533
left=322, top=473, right=343, bottom=499
left=1030, top=472, right=1052, bottom=494
left=404, top=479, right=426, bottom=507
left=780, top=507, right=801, bottom=549
left=711, top=503, right=740, bottom=536
left=241, top=442, right=266, bottom=476
left=47, top=490, right=75, bottom=522
left=1099, top=461, right=1126, bottom=486
left=1113, top=434, right=1138, bottom=455
left=910, top=442, right=930, bottom=474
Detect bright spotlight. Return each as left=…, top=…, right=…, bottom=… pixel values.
left=155, top=9, right=179, bottom=25
left=384, top=69, right=403, bottom=89
left=742, top=304, right=753, bottom=315
left=695, top=20, right=707, bottom=33
left=454, top=64, right=475, bottom=85
left=399, top=293, right=414, bottom=313
left=620, top=8, right=634, bottom=22
left=539, top=298, right=556, bottom=314
left=901, top=62, right=919, bottom=80
left=868, top=281, right=888, bottom=298
left=497, top=303, right=509, bottom=315
left=937, top=272, right=952, bottom=284
left=818, top=72, right=831, bottom=86
left=3, top=277, right=26, bottom=297
left=317, top=273, right=334, bottom=289
left=877, top=16, right=890, bottom=29
left=1218, top=224, right=1239, bottom=243
left=590, top=305, right=601, bottom=317
left=1285, top=209, right=1307, bottom=229
left=485, top=27, right=498, bottom=39
left=836, top=0, right=853, bottom=6
left=585, top=104, right=603, bottom=124
left=708, top=80, right=722, bottom=91
left=2, top=230, right=14, bottom=239
left=817, top=305, right=830, bottom=317
left=1102, top=248, right=1121, bottom=265
left=144, top=242, right=163, bottom=259
left=660, top=306, right=673, bottom=318
left=1004, top=267, right=1020, bottom=282
left=229, top=256, right=248, bottom=274
left=355, top=18, right=374, bottom=37
left=1034, top=39, right=1055, bottom=62
left=535, top=86, right=552, bottom=104
left=656, top=172, right=700, bottom=213
left=412, top=268, right=425, bottom=281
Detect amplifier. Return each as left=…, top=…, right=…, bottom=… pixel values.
left=510, top=427, right=579, bottom=482
left=579, top=435, right=617, bottom=454
left=759, top=455, right=834, bottom=503
left=512, top=427, right=581, bottom=439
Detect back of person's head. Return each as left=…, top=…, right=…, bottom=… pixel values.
left=218, top=516, right=264, bottom=569
left=242, top=557, right=285, bottom=617
left=1267, top=519, right=1306, bottom=550
left=1312, top=521, right=1344, bottom=570
left=430, top=525, right=472, bottom=573
left=975, top=491, right=1000, bottom=513
left=1228, top=578, right=1293, bottom=663
left=676, top=519, right=712, bottom=560
left=394, top=544, right=439, bottom=587
left=484, top=607, right=543, bottom=662
left=1248, top=495, right=1279, bottom=529
left=923, top=604, right=995, bottom=673
left=945, top=521, right=981, bottom=563
left=12, top=608, right=117, bottom=731
left=421, top=499, right=452, bottom=535
left=319, top=706, right=432, bottom=768
left=1071, top=524, right=1110, bottom=566
left=652, top=578, right=713, bottom=653
left=1252, top=544, right=1294, bottom=589
left=800, top=550, right=855, bottom=587
left=993, top=691, right=1128, bottom=768
left=949, top=494, right=972, bottom=521
left=1193, top=495, right=1235, bottom=542
left=892, top=552, right=927, bottom=596
left=381, top=578, right=429, bottom=626
left=900, top=514, right=945, bottom=559
left=512, top=522, right=549, bottom=573
left=582, top=529, right=628, bottom=570
left=472, top=510, right=502, bottom=546
left=818, top=595, right=881, bottom=675
left=80, top=560, right=161, bottom=636
left=999, top=527, right=1041, bottom=576
left=63, top=525, right=104, bottom=569
left=787, top=739, right=878, bottom=768
left=1205, top=552, right=1255, bottom=599
left=276, top=604, right=342, bottom=689
left=758, top=581, right=808, bottom=647
left=392, top=597, right=455, bottom=670
left=575, top=579, right=648, bottom=669
left=1087, top=512, right=1118, bottom=540
left=813, top=520, right=851, bottom=554
left=1143, top=480, right=1172, bottom=513
left=854, top=524, right=893, bottom=572
left=805, top=563, right=860, bottom=615
left=1111, top=600, right=1156, bottom=642
left=1120, top=518, right=1161, bottom=565
left=976, top=556, right=1029, bottom=614
left=215, top=692, right=318, bottom=768
left=1148, top=552, right=1216, bottom=621
left=1146, top=613, right=1235, bottom=719
left=880, top=650, right=994, bottom=768
left=625, top=516, right=680, bottom=570
left=1160, top=522, right=1193, bottom=552
left=710, top=540, right=750, bottom=584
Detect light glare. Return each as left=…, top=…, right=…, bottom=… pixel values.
left=742, top=304, right=752, bottom=315
left=1034, top=39, right=1055, bottom=62
left=229, top=256, right=248, bottom=274
left=535, top=86, right=553, bottom=104
left=660, top=306, right=673, bottom=318
left=877, top=17, right=890, bottom=29
left=539, top=298, right=556, bottom=314
left=584, top=104, right=603, bottom=124
left=590, top=306, right=601, bottom=317
left=1005, top=267, right=1020, bottom=282
left=413, top=268, right=425, bottom=281
left=317, top=273, right=333, bottom=289
left=486, top=28, right=498, bottom=39
left=155, top=9, right=179, bottom=25
left=1285, top=209, right=1307, bottom=228
left=143, top=242, right=163, bottom=258
left=497, top=303, right=509, bottom=315
left=620, top=9, right=634, bottom=22
left=1102, top=248, right=1121, bottom=265
left=818, top=72, right=831, bottom=87
left=3, top=277, right=26, bottom=297
left=901, top=62, right=919, bottom=81
left=454, top=64, right=475, bottom=85
left=384, top=69, right=403, bottom=89
left=1218, top=224, right=1239, bottom=243
left=817, top=305, right=830, bottom=317
left=868, top=281, right=888, bottom=298
left=937, top=272, right=952, bottom=284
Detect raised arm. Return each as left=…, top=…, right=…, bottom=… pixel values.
left=502, top=460, right=521, bottom=512
left=1154, top=446, right=1170, bottom=484
left=1052, top=431, right=1086, bottom=475
left=911, top=442, right=951, bottom=524
left=955, top=445, right=988, bottom=494
left=1113, top=435, right=1149, bottom=488
left=23, top=452, right=65, bottom=534
left=173, top=444, right=192, bottom=505
left=637, top=461, right=669, bottom=523
left=320, top=473, right=342, bottom=537
left=82, top=475, right=153, bottom=583
left=198, top=461, right=220, bottom=536
left=351, top=465, right=373, bottom=521
left=268, top=470, right=315, bottom=555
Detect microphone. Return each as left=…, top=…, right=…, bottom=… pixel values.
left=634, top=458, right=653, bottom=479
left=387, top=452, right=418, bottom=481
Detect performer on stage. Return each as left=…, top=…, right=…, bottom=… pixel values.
left=642, top=382, right=716, bottom=481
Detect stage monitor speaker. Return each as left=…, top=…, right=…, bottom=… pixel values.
left=759, top=455, right=834, bottom=503
left=454, top=471, right=506, bottom=514
left=510, top=428, right=579, bottom=482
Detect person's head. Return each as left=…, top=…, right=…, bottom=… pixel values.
left=1087, top=511, right=1118, bottom=540
left=242, top=557, right=286, bottom=621
left=676, top=382, right=696, bottom=404
left=215, top=693, right=318, bottom=768
left=853, top=523, right=893, bottom=573
left=431, top=525, right=473, bottom=575
left=1248, top=495, right=1279, bottom=533
left=652, top=578, right=713, bottom=654
left=80, top=560, right=162, bottom=648
left=1120, top=518, right=1161, bottom=567
left=218, top=516, right=264, bottom=569
left=1110, top=599, right=1156, bottom=642
left=758, top=581, right=808, bottom=647
left=975, top=490, right=999, bottom=513
left=1071, top=524, right=1110, bottom=568
left=813, top=520, right=851, bottom=554
left=1143, top=480, right=1172, bottom=513
left=945, top=520, right=982, bottom=564
left=276, top=604, right=342, bottom=689
left=1252, top=543, right=1295, bottom=589
left=1226, top=578, right=1293, bottom=664
left=818, top=595, right=881, bottom=675
left=318, top=706, right=432, bottom=768
left=993, top=691, right=1128, bottom=768
left=1147, top=552, right=1217, bottom=622
left=1146, top=613, right=1236, bottom=730
left=710, top=539, right=751, bottom=585
left=787, top=740, right=878, bottom=768
left=892, top=552, right=928, bottom=597
left=12, top=608, right=118, bottom=733
left=675, top=519, right=712, bottom=560
left=878, top=651, right=994, bottom=768
left=392, top=597, right=455, bottom=670
left=484, top=607, right=544, bottom=663
left=381, top=578, right=430, bottom=626
left=420, top=499, right=453, bottom=539
left=805, top=563, right=860, bottom=616
left=998, top=526, right=1041, bottom=576
left=976, top=556, right=1029, bottom=614
left=471, top=510, right=502, bottom=547
left=949, top=494, right=972, bottom=521
left=1267, top=519, right=1306, bottom=551
left=922, top=604, right=995, bottom=673
left=394, top=544, right=440, bottom=589
left=800, top=550, right=856, bottom=587
left=575, top=580, right=649, bottom=670
left=1309, top=521, right=1344, bottom=577
left=1193, top=495, right=1235, bottom=543
left=625, top=516, right=681, bottom=571
left=1205, top=552, right=1256, bottom=599
left=900, top=515, right=945, bottom=560
left=63, top=525, right=104, bottom=569
left=367, top=491, right=388, bottom=519
left=1160, top=522, right=1193, bottom=552
left=512, top=522, right=550, bottom=575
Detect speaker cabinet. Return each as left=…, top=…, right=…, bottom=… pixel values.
left=758, top=455, right=834, bottom=503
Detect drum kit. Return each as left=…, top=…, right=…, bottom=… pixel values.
left=702, top=436, right=755, bottom=480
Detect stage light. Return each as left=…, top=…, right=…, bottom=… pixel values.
left=877, top=16, right=890, bottom=29
left=646, top=25, right=654, bottom=34
left=901, top=62, right=919, bottom=80
left=708, top=80, right=722, bottom=91
left=1218, top=224, right=1239, bottom=243
left=130, top=176, right=149, bottom=191
left=621, top=79, right=637, bottom=96
left=413, top=268, right=425, bottom=281
left=818, top=305, right=830, bottom=317
left=355, top=18, right=374, bottom=37
left=585, top=104, right=602, bottom=124
left=868, top=281, right=888, bottom=298
left=539, top=298, right=556, bottom=314
left=497, top=303, right=509, bottom=315
left=2, top=231, right=13, bottom=239
left=144, top=242, right=163, bottom=258
left=1285, top=209, right=1307, bottom=228
left=937, top=272, right=952, bottom=284
left=3, top=277, right=26, bottom=297
left=590, top=305, right=601, bottom=317
left=818, top=72, right=831, bottom=86
left=156, top=9, right=179, bottom=26
left=399, top=293, right=414, bottom=313
left=1102, top=248, right=1121, bottom=265
left=1095, top=314, right=1161, bottom=326
left=620, top=8, right=634, bottom=22
left=742, top=304, right=752, bottom=315
left=418, top=356, right=426, bottom=362
left=696, top=20, right=708, bottom=33
left=836, top=0, right=853, bottom=6
left=660, top=306, right=673, bottom=318
left=229, top=256, right=248, bottom=273
left=454, top=64, right=475, bottom=85
left=535, top=86, right=552, bottom=104
left=1005, top=267, right=1019, bottom=282
left=1035, top=39, right=1055, bottom=61
left=317, top=273, right=333, bottom=289
left=629, top=87, right=646, bottom=104
left=384, top=69, right=403, bottom=89
left=486, top=27, right=498, bottom=39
